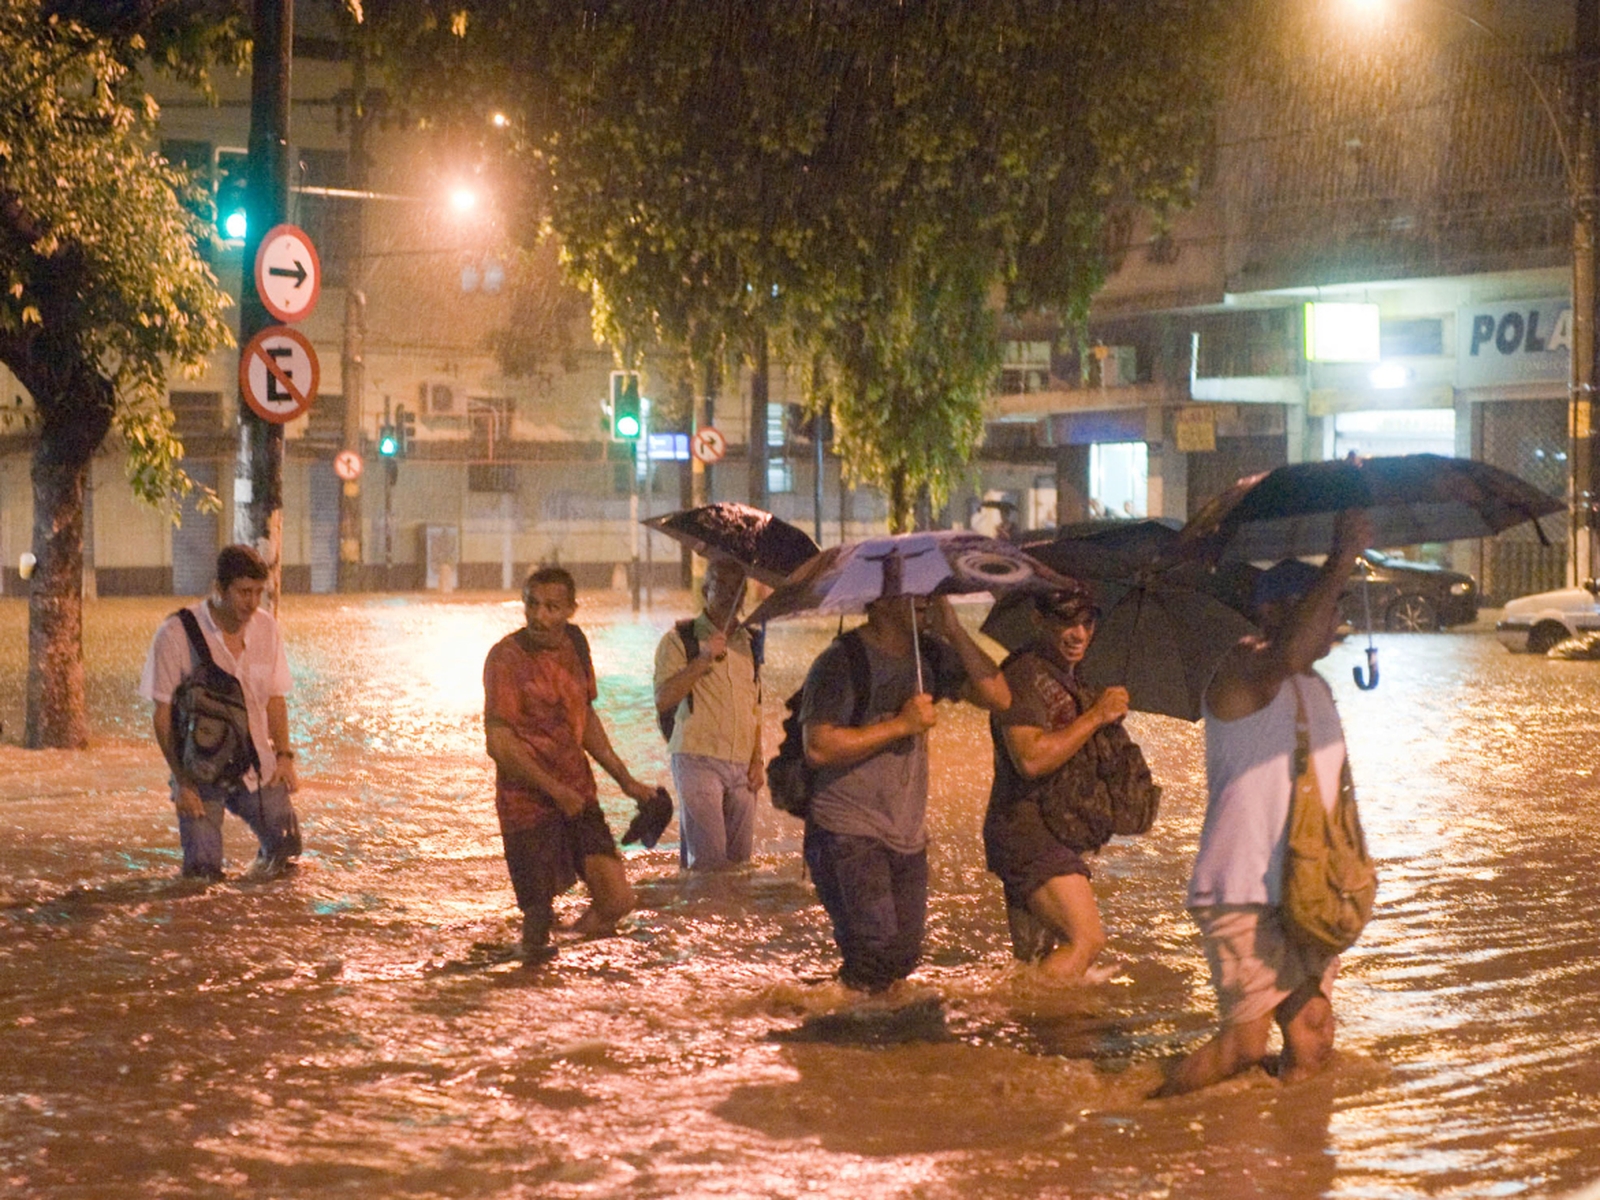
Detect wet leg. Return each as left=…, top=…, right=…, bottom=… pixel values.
left=177, top=788, right=227, bottom=879
left=1152, top=1013, right=1272, bottom=1098
left=572, top=853, right=634, bottom=937
left=673, top=754, right=730, bottom=870
left=1276, top=984, right=1335, bottom=1084
left=1027, top=873, right=1109, bottom=984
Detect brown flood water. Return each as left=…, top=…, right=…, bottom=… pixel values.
left=1, top=591, right=1598, bottom=1199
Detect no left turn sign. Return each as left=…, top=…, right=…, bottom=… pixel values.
left=691, top=425, right=727, bottom=464
left=239, top=326, right=319, bottom=424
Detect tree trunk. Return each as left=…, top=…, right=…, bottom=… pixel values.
left=25, top=448, right=91, bottom=749
left=888, top=467, right=912, bottom=533
left=747, top=329, right=769, bottom=510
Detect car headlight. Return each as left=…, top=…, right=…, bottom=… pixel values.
left=1449, top=581, right=1473, bottom=595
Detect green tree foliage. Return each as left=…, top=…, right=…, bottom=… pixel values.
left=0, top=0, right=233, bottom=746
left=399, top=0, right=1220, bottom=529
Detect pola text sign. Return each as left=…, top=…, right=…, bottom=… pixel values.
left=1457, top=297, right=1571, bottom=389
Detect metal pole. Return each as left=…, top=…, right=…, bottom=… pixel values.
left=338, top=34, right=370, bottom=593
left=643, top=403, right=653, bottom=609
left=1574, top=0, right=1600, bottom=586
left=814, top=405, right=827, bottom=546
left=235, top=0, right=292, bottom=609
left=630, top=440, right=641, bottom=614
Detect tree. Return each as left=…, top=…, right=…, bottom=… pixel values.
left=394, top=1, right=1223, bottom=530
left=0, top=0, right=233, bottom=747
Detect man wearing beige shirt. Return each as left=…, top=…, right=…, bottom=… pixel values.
left=654, top=558, right=764, bottom=870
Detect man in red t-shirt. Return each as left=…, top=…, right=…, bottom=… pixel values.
left=484, top=566, right=659, bottom=955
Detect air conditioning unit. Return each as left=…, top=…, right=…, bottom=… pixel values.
left=417, top=382, right=456, bottom=416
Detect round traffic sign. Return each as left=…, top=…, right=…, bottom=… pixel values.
left=254, top=224, right=322, bottom=323
left=334, top=449, right=363, bottom=481
left=239, top=326, right=320, bottom=424
left=691, top=425, right=727, bottom=464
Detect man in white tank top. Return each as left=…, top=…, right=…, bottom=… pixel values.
left=1155, top=509, right=1371, bottom=1097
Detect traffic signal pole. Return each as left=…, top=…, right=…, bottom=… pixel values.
left=1574, top=0, right=1600, bottom=585
left=236, top=0, right=292, bottom=607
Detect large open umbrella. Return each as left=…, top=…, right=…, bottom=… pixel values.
left=1173, top=454, right=1564, bottom=564
left=748, top=531, right=1066, bottom=691
left=980, top=531, right=1259, bottom=721
left=642, top=502, right=819, bottom=587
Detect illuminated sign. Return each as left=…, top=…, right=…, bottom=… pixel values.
left=1304, top=302, right=1380, bottom=363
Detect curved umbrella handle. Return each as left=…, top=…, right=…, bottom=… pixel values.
left=1352, top=645, right=1379, bottom=690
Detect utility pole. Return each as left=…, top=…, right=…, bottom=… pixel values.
left=1574, top=0, right=1600, bottom=585
left=236, top=0, right=293, bottom=606
left=338, top=32, right=371, bottom=592
left=748, top=330, right=769, bottom=510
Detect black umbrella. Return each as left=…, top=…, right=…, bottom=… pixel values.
left=642, top=502, right=820, bottom=587
left=1172, top=454, right=1565, bottom=564
left=980, top=532, right=1259, bottom=721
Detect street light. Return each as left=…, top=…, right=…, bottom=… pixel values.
left=1344, top=0, right=1599, bottom=585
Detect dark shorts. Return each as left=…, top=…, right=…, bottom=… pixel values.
left=984, top=798, right=1092, bottom=909
left=500, top=804, right=620, bottom=915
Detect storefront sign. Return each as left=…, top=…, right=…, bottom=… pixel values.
left=1174, top=406, right=1216, bottom=453
left=1457, top=297, right=1570, bottom=388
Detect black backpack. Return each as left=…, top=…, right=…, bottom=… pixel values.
left=170, top=608, right=259, bottom=788
left=767, top=630, right=871, bottom=819
left=658, top=618, right=764, bottom=741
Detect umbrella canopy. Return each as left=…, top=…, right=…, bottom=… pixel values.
left=747, top=531, right=1063, bottom=624
left=642, top=503, right=820, bottom=587
left=1173, top=454, right=1565, bottom=563
left=981, top=533, right=1259, bottom=721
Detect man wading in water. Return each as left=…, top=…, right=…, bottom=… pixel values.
left=1156, top=510, right=1372, bottom=1095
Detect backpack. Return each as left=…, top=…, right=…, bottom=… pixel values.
left=1280, top=680, right=1378, bottom=955
left=658, top=618, right=764, bottom=741
left=767, top=630, right=872, bottom=819
left=169, top=608, right=259, bottom=788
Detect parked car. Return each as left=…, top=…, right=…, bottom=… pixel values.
left=1341, top=549, right=1479, bottom=632
left=1495, top=580, right=1600, bottom=653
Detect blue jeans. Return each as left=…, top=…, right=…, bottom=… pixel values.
left=174, top=779, right=299, bottom=878
left=803, top=825, right=928, bottom=993
left=671, top=753, right=756, bottom=870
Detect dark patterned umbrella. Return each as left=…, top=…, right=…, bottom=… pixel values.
left=1173, top=454, right=1564, bottom=563
left=980, top=529, right=1259, bottom=721
left=642, top=503, right=820, bottom=587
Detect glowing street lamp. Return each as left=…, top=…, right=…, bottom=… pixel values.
left=448, top=186, right=479, bottom=216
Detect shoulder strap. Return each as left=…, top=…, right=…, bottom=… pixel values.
left=563, top=623, right=594, bottom=683
left=174, top=608, right=216, bottom=669
left=841, top=629, right=873, bottom=726
left=676, top=617, right=699, bottom=664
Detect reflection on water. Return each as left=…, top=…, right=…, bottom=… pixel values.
left=2, top=592, right=1599, bottom=1198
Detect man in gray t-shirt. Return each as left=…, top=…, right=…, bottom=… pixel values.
left=800, top=593, right=1010, bottom=993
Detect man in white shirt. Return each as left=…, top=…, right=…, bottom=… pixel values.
left=139, top=544, right=302, bottom=880
left=1156, top=509, right=1372, bottom=1096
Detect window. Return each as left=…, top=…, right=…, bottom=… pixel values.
left=1089, top=442, right=1148, bottom=520
left=294, top=147, right=355, bottom=286
left=1333, top=409, right=1455, bottom=460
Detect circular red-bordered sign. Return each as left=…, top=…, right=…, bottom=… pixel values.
left=253, top=224, right=322, bottom=323
left=691, top=425, right=727, bottom=464
left=333, top=449, right=363, bottom=481
left=239, top=326, right=319, bottom=424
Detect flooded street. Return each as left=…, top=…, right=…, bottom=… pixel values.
left=2, top=590, right=1599, bottom=1199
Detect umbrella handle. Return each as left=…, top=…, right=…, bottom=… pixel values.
left=1352, top=572, right=1379, bottom=690
left=1353, top=645, right=1379, bottom=690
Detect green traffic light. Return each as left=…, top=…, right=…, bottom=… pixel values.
left=615, top=414, right=641, bottom=438
left=223, top=209, right=247, bottom=240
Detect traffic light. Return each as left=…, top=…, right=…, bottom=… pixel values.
left=396, top=405, right=417, bottom=456
left=377, top=423, right=399, bottom=457
left=610, top=370, right=641, bottom=439
left=214, top=147, right=248, bottom=242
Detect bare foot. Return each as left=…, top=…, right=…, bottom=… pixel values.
left=569, top=907, right=620, bottom=939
